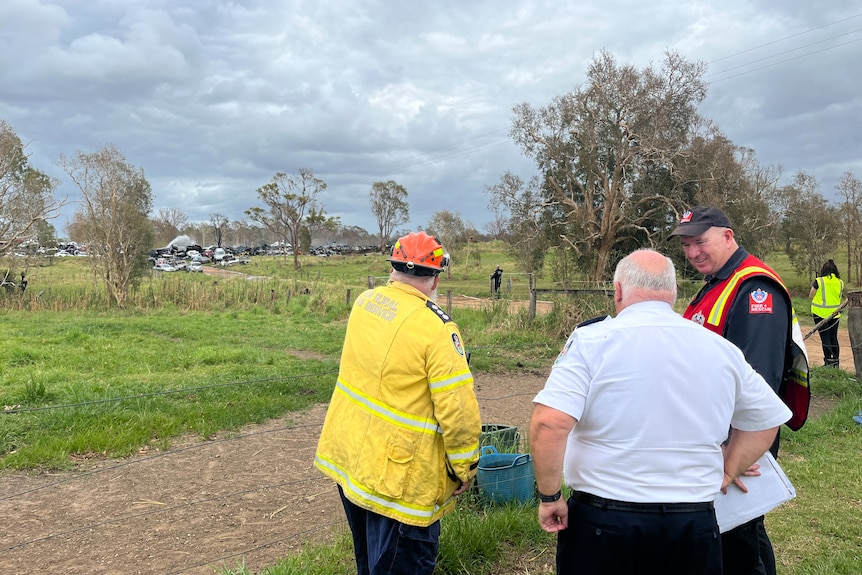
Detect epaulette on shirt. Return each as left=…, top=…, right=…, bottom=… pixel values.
left=426, top=300, right=452, bottom=323
left=554, top=314, right=611, bottom=365
left=576, top=315, right=611, bottom=329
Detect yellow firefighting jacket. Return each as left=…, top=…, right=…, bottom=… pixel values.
left=314, top=281, right=481, bottom=527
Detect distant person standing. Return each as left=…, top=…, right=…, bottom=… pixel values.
left=490, top=265, right=503, bottom=297
left=810, top=259, right=844, bottom=367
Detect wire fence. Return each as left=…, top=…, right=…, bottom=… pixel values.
left=0, top=349, right=548, bottom=574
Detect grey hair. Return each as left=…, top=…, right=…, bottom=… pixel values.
left=390, top=269, right=436, bottom=290
left=613, top=249, right=677, bottom=301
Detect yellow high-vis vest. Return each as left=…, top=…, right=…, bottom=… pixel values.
left=811, top=274, right=844, bottom=319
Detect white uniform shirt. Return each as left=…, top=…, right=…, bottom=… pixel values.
left=533, top=300, right=791, bottom=503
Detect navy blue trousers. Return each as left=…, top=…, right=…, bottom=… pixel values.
left=338, top=485, right=441, bottom=575
left=556, top=494, right=722, bottom=574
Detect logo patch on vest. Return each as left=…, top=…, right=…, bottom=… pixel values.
left=690, top=310, right=706, bottom=325
left=749, top=288, right=773, bottom=314
left=451, top=333, right=465, bottom=356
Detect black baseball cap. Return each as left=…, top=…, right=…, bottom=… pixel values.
left=668, top=206, right=733, bottom=237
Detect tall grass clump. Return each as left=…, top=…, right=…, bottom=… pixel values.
left=435, top=497, right=550, bottom=574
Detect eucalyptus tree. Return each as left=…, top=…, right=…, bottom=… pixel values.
left=208, top=213, right=229, bottom=247
left=510, top=50, right=707, bottom=280
left=426, top=210, right=476, bottom=278
left=369, top=180, right=409, bottom=253
left=780, top=172, right=841, bottom=279
left=0, top=120, right=64, bottom=253
left=152, top=207, right=189, bottom=246
left=670, top=125, right=783, bottom=267
left=246, top=168, right=327, bottom=269
left=304, top=204, right=340, bottom=252
left=836, top=172, right=862, bottom=284
left=485, top=171, right=549, bottom=276
left=60, top=144, right=154, bottom=309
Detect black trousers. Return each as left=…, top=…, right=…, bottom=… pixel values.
left=813, top=314, right=840, bottom=366
left=556, top=492, right=721, bottom=575
left=721, top=516, right=775, bottom=575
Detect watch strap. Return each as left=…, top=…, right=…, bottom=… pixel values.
left=538, top=489, right=562, bottom=503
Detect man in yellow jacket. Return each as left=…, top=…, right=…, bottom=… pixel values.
left=315, top=231, right=481, bottom=575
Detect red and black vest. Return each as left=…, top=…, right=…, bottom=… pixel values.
left=683, top=255, right=810, bottom=430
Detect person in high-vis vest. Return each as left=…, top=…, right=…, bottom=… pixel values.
left=810, top=259, right=844, bottom=367
left=669, top=206, right=809, bottom=575
left=315, top=231, right=481, bottom=575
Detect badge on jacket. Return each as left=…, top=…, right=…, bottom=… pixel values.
left=749, top=288, right=773, bottom=314
left=451, top=333, right=465, bottom=356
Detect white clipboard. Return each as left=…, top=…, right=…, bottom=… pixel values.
left=714, top=451, right=796, bottom=533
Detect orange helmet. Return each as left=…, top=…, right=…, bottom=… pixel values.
left=388, top=231, right=449, bottom=276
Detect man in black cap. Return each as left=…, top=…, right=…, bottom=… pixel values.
left=669, top=206, right=809, bottom=575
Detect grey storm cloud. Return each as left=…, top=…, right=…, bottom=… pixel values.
left=1, top=0, right=860, bottom=236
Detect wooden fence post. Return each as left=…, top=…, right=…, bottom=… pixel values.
left=846, top=290, right=862, bottom=378
left=529, top=290, right=537, bottom=321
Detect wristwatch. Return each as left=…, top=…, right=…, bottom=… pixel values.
left=538, top=489, right=562, bottom=503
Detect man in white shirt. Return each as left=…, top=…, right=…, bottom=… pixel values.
left=529, top=249, right=791, bottom=575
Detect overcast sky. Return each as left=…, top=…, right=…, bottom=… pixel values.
left=1, top=1, right=860, bottom=241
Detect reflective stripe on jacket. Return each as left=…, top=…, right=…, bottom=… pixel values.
left=683, top=254, right=811, bottom=430
left=811, top=274, right=844, bottom=319
left=315, top=281, right=481, bottom=526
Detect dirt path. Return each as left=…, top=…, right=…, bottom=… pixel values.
left=0, top=372, right=548, bottom=575
left=802, top=326, right=856, bottom=372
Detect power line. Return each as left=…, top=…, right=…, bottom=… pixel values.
left=706, top=38, right=862, bottom=84
left=708, top=12, right=862, bottom=64
left=369, top=14, right=862, bottom=176
left=706, top=28, right=862, bottom=78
